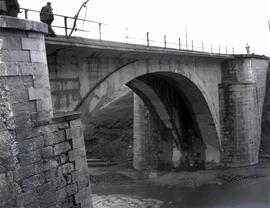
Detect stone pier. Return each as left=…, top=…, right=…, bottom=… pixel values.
left=219, top=56, right=269, bottom=167
left=0, top=16, right=92, bottom=207
left=133, top=94, right=158, bottom=170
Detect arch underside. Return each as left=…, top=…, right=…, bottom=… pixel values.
left=80, top=60, right=221, bottom=163
left=128, top=73, right=220, bottom=163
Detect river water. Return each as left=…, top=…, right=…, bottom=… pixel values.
left=93, top=175, right=270, bottom=208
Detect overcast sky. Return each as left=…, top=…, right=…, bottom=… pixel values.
left=19, top=0, right=270, bottom=55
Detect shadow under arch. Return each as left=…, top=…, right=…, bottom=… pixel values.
left=76, top=60, right=221, bottom=162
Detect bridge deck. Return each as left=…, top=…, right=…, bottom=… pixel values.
left=45, top=36, right=236, bottom=60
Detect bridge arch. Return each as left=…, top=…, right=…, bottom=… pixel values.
left=78, top=60, right=221, bottom=163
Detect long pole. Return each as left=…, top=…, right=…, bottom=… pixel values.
left=185, top=25, right=188, bottom=49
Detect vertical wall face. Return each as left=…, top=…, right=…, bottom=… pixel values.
left=261, top=63, right=270, bottom=153
left=133, top=94, right=159, bottom=170
left=219, top=56, right=269, bottom=167
left=0, top=17, right=92, bottom=208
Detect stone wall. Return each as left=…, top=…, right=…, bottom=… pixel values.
left=0, top=16, right=92, bottom=208
left=48, top=55, right=125, bottom=113
left=219, top=56, right=269, bottom=167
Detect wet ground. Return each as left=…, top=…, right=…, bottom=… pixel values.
left=90, top=160, right=270, bottom=208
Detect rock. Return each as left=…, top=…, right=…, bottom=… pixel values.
left=92, top=194, right=164, bottom=208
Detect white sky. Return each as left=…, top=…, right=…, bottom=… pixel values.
left=19, top=0, right=270, bottom=55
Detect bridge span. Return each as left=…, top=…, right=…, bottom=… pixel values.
left=46, top=36, right=269, bottom=169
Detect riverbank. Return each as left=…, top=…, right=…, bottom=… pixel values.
left=90, top=159, right=270, bottom=187
left=90, top=159, right=270, bottom=207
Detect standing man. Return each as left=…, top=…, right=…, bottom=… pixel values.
left=0, top=0, right=8, bottom=15
left=40, top=2, right=56, bottom=37
left=7, top=0, right=20, bottom=17
left=245, top=43, right=250, bottom=54
left=0, top=0, right=20, bottom=17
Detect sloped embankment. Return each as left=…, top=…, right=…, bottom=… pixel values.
left=84, top=91, right=133, bottom=162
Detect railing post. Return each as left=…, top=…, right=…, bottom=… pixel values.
left=191, top=40, right=194, bottom=51
left=232, top=47, right=234, bottom=54
left=219, top=45, right=221, bottom=54
left=99, top=23, right=102, bottom=40
left=24, top=9, right=28, bottom=19
left=164, top=35, right=166, bottom=48
left=64, top=16, right=68, bottom=37
left=202, top=42, right=204, bottom=52
left=179, top=38, right=181, bottom=50
left=125, top=27, right=128, bottom=44
left=211, top=44, right=213, bottom=53
left=225, top=46, right=227, bottom=54
left=147, top=32, right=149, bottom=46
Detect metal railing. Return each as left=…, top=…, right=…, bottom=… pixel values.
left=20, top=8, right=106, bottom=38
left=19, top=8, right=235, bottom=55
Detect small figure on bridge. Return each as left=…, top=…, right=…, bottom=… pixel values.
left=7, top=0, right=20, bottom=17
left=245, top=43, right=250, bottom=54
left=0, top=0, right=20, bottom=17
left=40, top=2, right=56, bottom=37
left=0, top=0, right=8, bottom=15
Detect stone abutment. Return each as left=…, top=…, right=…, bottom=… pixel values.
left=0, top=16, right=92, bottom=208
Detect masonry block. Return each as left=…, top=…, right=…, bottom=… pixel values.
left=66, top=127, right=83, bottom=141
left=54, top=142, right=71, bottom=155
left=0, top=36, right=22, bottom=50
left=65, top=183, right=78, bottom=196
left=17, top=136, right=44, bottom=153
left=19, top=189, right=39, bottom=206
left=74, top=158, right=88, bottom=172
left=68, top=147, right=87, bottom=162
left=28, top=86, right=36, bottom=101
left=22, top=174, right=45, bottom=192
left=55, top=188, right=67, bottom=202
left=18, top=164, right=35, bottom=179
left=64, top=163, right=75, bottom=174
left=19, top=149, right=42, bottom=167
left=72, top=135, right=85, bottom=149
left=41, top=146, right=54, bottom=158
left=44, top=133, right=55, bottom=146
left=38, top=188, right=57, bottom=207
left=44, top=168, right=57, bottom=182
left=69, top=119, right=82, bottom=128
left=60, top=154, right=68, bottom=164
left=21, top=37, right=45, bottom=51
left=53, top=176, right=67, bottom=190
left=1, top=50, right=30, bottom=62
left=30, top=51, right=47, bottom=63
left=54, top=130, right=66, bottom=144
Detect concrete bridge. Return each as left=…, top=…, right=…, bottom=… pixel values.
left=46, top=36, right=269, bottom=169
left=0, top=16, right=270, bottom=208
